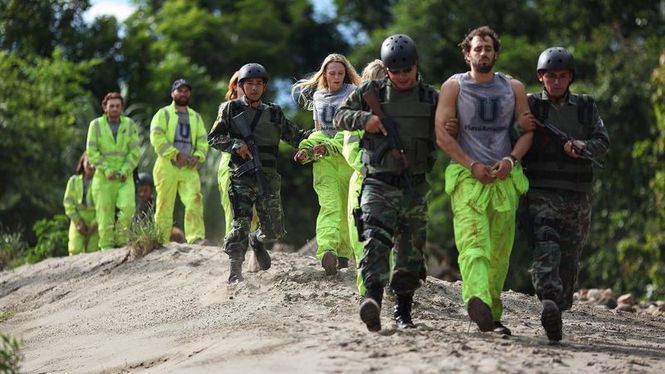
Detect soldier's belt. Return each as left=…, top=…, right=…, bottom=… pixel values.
left=366, top=173, right=426, bottom=188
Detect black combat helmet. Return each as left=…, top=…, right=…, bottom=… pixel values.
left=537, top=47, right=575, bottom=80
left=380, top=34, right=418, bottom=71
left=238, top=63, right=269, bottom=84
left=137, top=172, right=153, bottom=187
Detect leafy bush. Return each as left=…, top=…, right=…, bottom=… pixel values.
left=0, top=332, right=22, bottom=374
left=0, top=229, right=26, bottom=270
left=24, top=214, right=69, bottom=263
left=128, top=213, right=163, bottom=259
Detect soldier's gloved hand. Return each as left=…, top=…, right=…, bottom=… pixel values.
left=236, top=144, right=252, bottom=160
left=517, top=111, right=538, bottom=132
left=175, top=152, right=188, bottom=167
left=564, top=140, right=586, bottom=158
left=364, top=115, right=388, bottom=136
left=471, top=162, right=495, bottom=185
left=107, top=171, right=117, bottom=181
left=490, top=159, right=512, bottom=180
left=444, top=117, right=459, bottom=138
left=188, top=156, right=199, bottom=167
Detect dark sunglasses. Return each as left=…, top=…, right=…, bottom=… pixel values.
left=388, top=66, right=414, bottom=74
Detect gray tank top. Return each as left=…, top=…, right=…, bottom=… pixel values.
left=174, top=111, right=193, bottom=157
left=454, top=72, right=514, bottom=164
left=313, top=83, right=355, bottom=137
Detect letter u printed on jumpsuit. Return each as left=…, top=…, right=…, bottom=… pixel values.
left=64, top=174, right=99, bottom=255
left=149, top=102, right=209, bottom=243
left=86, top=115, right=140, bottom=249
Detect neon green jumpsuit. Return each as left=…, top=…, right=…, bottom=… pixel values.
left=342, top=130, right=366, bottom=293
left=217, top=152, right=234, bottom=235
left=86, top=115, right=140, bottom=249
left=63, top=174, right=99, bottom=255
left=298, top=130, right=353, bottom=261
left=150, top=102, right=209, bottom=244
left=445, top=163, right=529, bottom=321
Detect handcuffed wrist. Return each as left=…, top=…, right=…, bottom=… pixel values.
left=469, top=161, right=479, bottom=170
left=501, top=156, right=514, bottom=168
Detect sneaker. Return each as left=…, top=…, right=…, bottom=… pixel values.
left=321, top=251, right=337, bottom=275
left=467, top=296, right=494, bottom=332
left=541, top=300, right=562, bottom=342
left=359, top=298, right=381, bottom=332
left=249, top=233, right=271, bottom=271
left=493, top=321, right=512, bottom=336
left=337, top=257, right=349, bottom=269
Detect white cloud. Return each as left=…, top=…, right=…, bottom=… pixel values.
left=84, top=0, right=135, bottom=23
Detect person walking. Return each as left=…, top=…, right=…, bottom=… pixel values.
left=434, top=26, right=536, bottom=335
left=292, top=53, right=362, bottom=275
left=522, top=47, right=610, bottom=342
left=208, top=63, right=310, bottom=283
left=335, top=34, right=438, bottom=331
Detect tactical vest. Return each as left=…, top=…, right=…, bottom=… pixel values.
left=229, top=100, right=283, bottom=169
left=361, top=82, right=436, bottom=176
left=524, top=92, right=595, bottom=193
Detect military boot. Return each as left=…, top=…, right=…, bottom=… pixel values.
left=541, top=299, right=562, bottom=342
left=359, top=287, right=383, bottom=332
left=248, top=232, right=271, bottom=271
left=228, top=260, right=244, bottom=283
left=394, top=294, right=416, bottom=329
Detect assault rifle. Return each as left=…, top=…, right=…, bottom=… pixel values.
left=230, top=110, right=265, bottom=194
left=362, top=89, right=414, bottom=194
left=538, top=121, right=604, bottom=169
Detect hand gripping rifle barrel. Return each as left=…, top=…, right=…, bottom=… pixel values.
left=231, top=110, right=266, bottom=195
left=540, top=121, right=604, bottom=169
left=361, top=89, right=414, bottom=194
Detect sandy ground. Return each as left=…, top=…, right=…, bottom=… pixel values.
left=1, top=243, right=665, bottom=373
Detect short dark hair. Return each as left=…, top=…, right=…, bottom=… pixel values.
left=101, top=92, right=124, bottom=109
left=458, top=26, right=501, bottom=54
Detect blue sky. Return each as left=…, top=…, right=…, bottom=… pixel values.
left=84, top=0, right=135, bottom=23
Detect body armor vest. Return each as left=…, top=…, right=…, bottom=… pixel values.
left=524, top=92, right=595, bottom=193
left=229, top=101, right=282, bottom=169
left=361, top=83, right=436, bottom=176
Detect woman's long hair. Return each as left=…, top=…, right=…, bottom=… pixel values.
left=291, top=53, right=361, bottom=110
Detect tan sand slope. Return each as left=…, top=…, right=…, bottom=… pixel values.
left=1, top=243, right=665, bottom=373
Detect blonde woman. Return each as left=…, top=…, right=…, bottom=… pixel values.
left=341, top=59, right=387, bottom=294
left=293, top=53, right=361, bottom=275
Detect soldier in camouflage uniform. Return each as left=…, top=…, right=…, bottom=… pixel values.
left=521, top=47, right=609, bottom=342
left=334, top=34, right=440, bottom=331
left=208, top=63, right=310, bottom=283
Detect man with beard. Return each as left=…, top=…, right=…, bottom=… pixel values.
left=208, top=63, right=310, bottom=283
left=434, top=26, right=536, bottom=335
left=150, top=79, right=209, bottom=244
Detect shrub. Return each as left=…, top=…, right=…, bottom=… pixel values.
left=128, top=212, right=163, bottom=259
left=0, top=230, right=26, bottom=270
left=0, top=332, right=22, bottom=373
left=24, top=214, right=69, bottom=263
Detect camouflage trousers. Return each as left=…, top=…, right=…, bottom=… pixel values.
left=527, top=188, right=591, bottom=311
left=358, top=175, right=428, bottom=298
left=224, top=167, right=286, bottom=260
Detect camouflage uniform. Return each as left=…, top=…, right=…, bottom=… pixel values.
left=334, top=78, right=436, bottom=302
left=524, top=91, right=609, bottom=311
left=208, top=96, right=308, bottom=267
